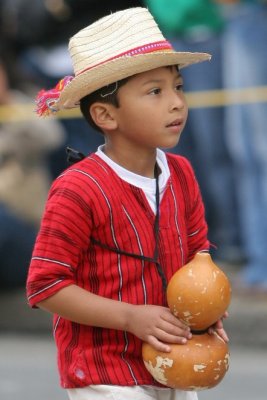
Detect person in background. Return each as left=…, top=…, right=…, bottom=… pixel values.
left=217, top=0, right=267, bottom=291
left=0, top=55, right=65, bottom=289
left=0, top=0, right=142, bottom=178
left=144, top=0, right=241, bottom=263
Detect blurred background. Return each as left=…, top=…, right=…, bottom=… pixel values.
left=0, top=1, right=266, bottom=399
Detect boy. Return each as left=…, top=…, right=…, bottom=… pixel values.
left=27, top=7, right=228, bottom=400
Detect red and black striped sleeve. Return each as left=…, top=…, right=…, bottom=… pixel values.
left=26, top=170, right=93, bottom=307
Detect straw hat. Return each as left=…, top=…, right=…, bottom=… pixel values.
left=36, top=7, right=211, bottom=115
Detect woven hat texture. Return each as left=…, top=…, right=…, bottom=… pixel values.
left=54, top=7, right=211, bottom=110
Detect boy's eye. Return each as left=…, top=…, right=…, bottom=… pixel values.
left=175, top=84, right=184, bottom=91
left=149, top=88, right=161, bottom=95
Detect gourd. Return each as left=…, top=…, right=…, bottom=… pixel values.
left=142, top=252, right=231, bottom=390
left=142, top=331, right=230, bottom=390
left=167, top=252, right=231, bottom=330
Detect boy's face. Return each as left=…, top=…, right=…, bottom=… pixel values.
left=112, top=66, right=188, bottom=150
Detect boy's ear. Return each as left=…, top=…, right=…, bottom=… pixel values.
left=89, top=103, right=118, bottom=131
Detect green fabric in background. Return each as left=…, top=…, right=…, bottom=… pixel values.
left=144, top=0, right=224, bottom=37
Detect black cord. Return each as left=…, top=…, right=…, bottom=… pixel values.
left=66, top=146, right=85, bottom=164
left=92, top=163, right=167, bottom=291
left=66, top=148, right=167, bottom=290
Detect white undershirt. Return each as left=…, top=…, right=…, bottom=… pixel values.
left=96, top=146, right=170, bottom=214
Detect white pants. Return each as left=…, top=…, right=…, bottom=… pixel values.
left=67, top=385, right=198, bottom=400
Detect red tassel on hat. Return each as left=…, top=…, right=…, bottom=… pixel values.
left=35, top=75, right=74, bottom=116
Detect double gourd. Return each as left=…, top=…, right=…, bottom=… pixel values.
left=142, top=252, right=231, bottom=391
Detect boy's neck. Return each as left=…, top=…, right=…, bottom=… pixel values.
left=102, top=144, right=157, bottom=178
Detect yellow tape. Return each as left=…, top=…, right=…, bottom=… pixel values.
left=186, top=86, right=267, bottom=108
left=1, top=86, right=267, bottom=123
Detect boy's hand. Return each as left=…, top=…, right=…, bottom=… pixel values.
left=208, top=311, right=229, bottom=342
left=127, top=304, right=192, bottom=353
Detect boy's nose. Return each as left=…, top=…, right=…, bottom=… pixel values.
left=170, top=92, right=185, bottom=111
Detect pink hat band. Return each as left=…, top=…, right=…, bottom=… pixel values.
left=77, top=40, right=173, bottom=76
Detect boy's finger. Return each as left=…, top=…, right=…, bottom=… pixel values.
left=147, top=335, right=171, bottom=353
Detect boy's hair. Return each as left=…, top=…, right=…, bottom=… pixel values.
left=80, top=78, right=129, bottom=133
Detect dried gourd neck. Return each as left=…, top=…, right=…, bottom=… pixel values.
left=191, top=328, right=209, bottom=335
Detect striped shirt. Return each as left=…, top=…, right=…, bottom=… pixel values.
left=26, top=152, right=209, bottom=388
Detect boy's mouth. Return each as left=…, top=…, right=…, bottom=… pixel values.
left=166, top=119, right=183, bottom=128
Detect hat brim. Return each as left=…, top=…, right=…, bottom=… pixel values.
left=58, top=51, right=211, bottom=110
